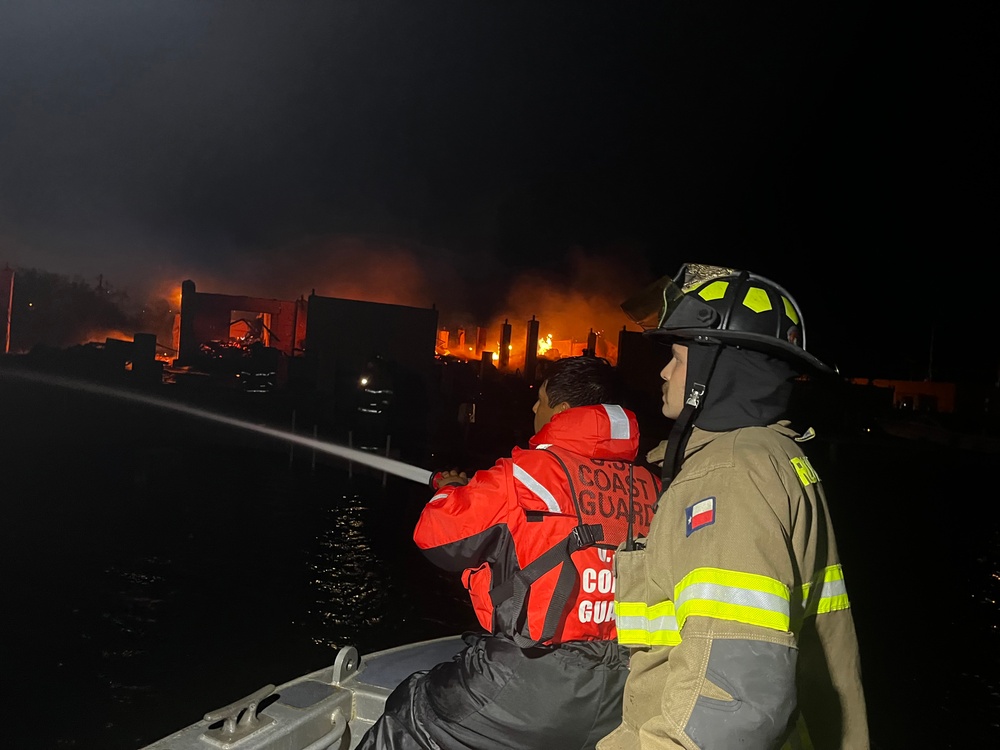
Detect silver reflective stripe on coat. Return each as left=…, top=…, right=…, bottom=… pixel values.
left=677, top=582, right=791, bottom=621
left=615, top=605, right=680, bottom=645
left=513, top=464, right=561, bottom=512
left=602, top=404, right=630, bottom=440
left=801, top=564, right=851, bottom=617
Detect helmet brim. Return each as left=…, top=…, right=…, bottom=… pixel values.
left=644, top=326, right=837, bottom=377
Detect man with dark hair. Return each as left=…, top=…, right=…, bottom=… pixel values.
left=600, top=264, right=869, bottom=750
left=357, top=355, right=661, bottom=750
left=538, top=354, right=619, bottom=416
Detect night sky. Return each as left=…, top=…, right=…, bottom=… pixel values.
left=0, top=1, right=994, bottom=382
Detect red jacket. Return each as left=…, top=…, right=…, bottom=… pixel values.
left=414, top=404, right=660, bottom=645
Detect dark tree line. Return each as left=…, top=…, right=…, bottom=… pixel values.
left=8, top=268, right=174, bottom=354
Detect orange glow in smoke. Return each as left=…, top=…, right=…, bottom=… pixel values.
left=167, top=285, right=182, bottom=311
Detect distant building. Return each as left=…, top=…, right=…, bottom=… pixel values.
left=303, top=292, right=438, bottom=454
left=176, top=279, right=308, bottom=366
left=849, top=378, right=956, bottom=413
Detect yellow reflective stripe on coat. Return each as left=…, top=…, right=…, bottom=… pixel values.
left=615, top=567, right=790, bottom=645
left=616, top=566, right=852, bottom=647
left=800, top=564, right=851, bottom=616
left=674, top=568, right=791, bottom=631
left=615, top=600, right=681, bottom=646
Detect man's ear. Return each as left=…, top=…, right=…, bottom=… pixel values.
left=554, top=401, right=571, bottom=414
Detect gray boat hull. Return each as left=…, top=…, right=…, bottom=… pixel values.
left=142, top=635, right=465, bottom=750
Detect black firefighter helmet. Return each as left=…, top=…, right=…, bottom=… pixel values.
left=621, top=262, right=835, bottom=376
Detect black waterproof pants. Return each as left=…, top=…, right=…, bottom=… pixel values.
left=354, top=631, right=630, bottom=750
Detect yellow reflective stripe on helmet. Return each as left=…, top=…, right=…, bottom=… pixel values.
left=696, top=280, right=729, bottom=301
left=614, top=600, right=681, bottom=646
left=742, top=286, right=772, bottom=313
left=675, top=567, right=791, bottom=632
left=781, top=295, right=800, bottom=325
left=800, top=564, right=851, bottom=617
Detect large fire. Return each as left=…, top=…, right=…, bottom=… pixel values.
left=435, top=321, right=617, bottom=370
left=148, top=239, right=648, bottom=372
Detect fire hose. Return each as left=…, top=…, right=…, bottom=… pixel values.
left=2, top=368, right=435, bottom=486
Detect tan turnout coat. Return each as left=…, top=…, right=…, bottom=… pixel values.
left=599, top=422, right=869, bottom=750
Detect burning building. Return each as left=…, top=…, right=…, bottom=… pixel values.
left=176, top=279, right=308, bottom=366
left=435, top=315, right=618, bottom=378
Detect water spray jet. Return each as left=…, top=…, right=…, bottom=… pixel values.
left=0, top=368, right=434, bottom=485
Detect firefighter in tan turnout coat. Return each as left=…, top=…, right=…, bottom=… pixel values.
left=599, top=264, right=869, bottom=750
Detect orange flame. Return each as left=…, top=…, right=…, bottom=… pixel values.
left=537, top=333, right=553, bottom=356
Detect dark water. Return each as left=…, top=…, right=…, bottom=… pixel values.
left=3, top=373, right=998, bottom=749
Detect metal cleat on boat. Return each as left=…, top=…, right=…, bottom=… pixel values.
left=201, top=684, right=276, bottom=745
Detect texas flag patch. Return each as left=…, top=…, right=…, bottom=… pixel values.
left=686, top=497, right=716, bottom=536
